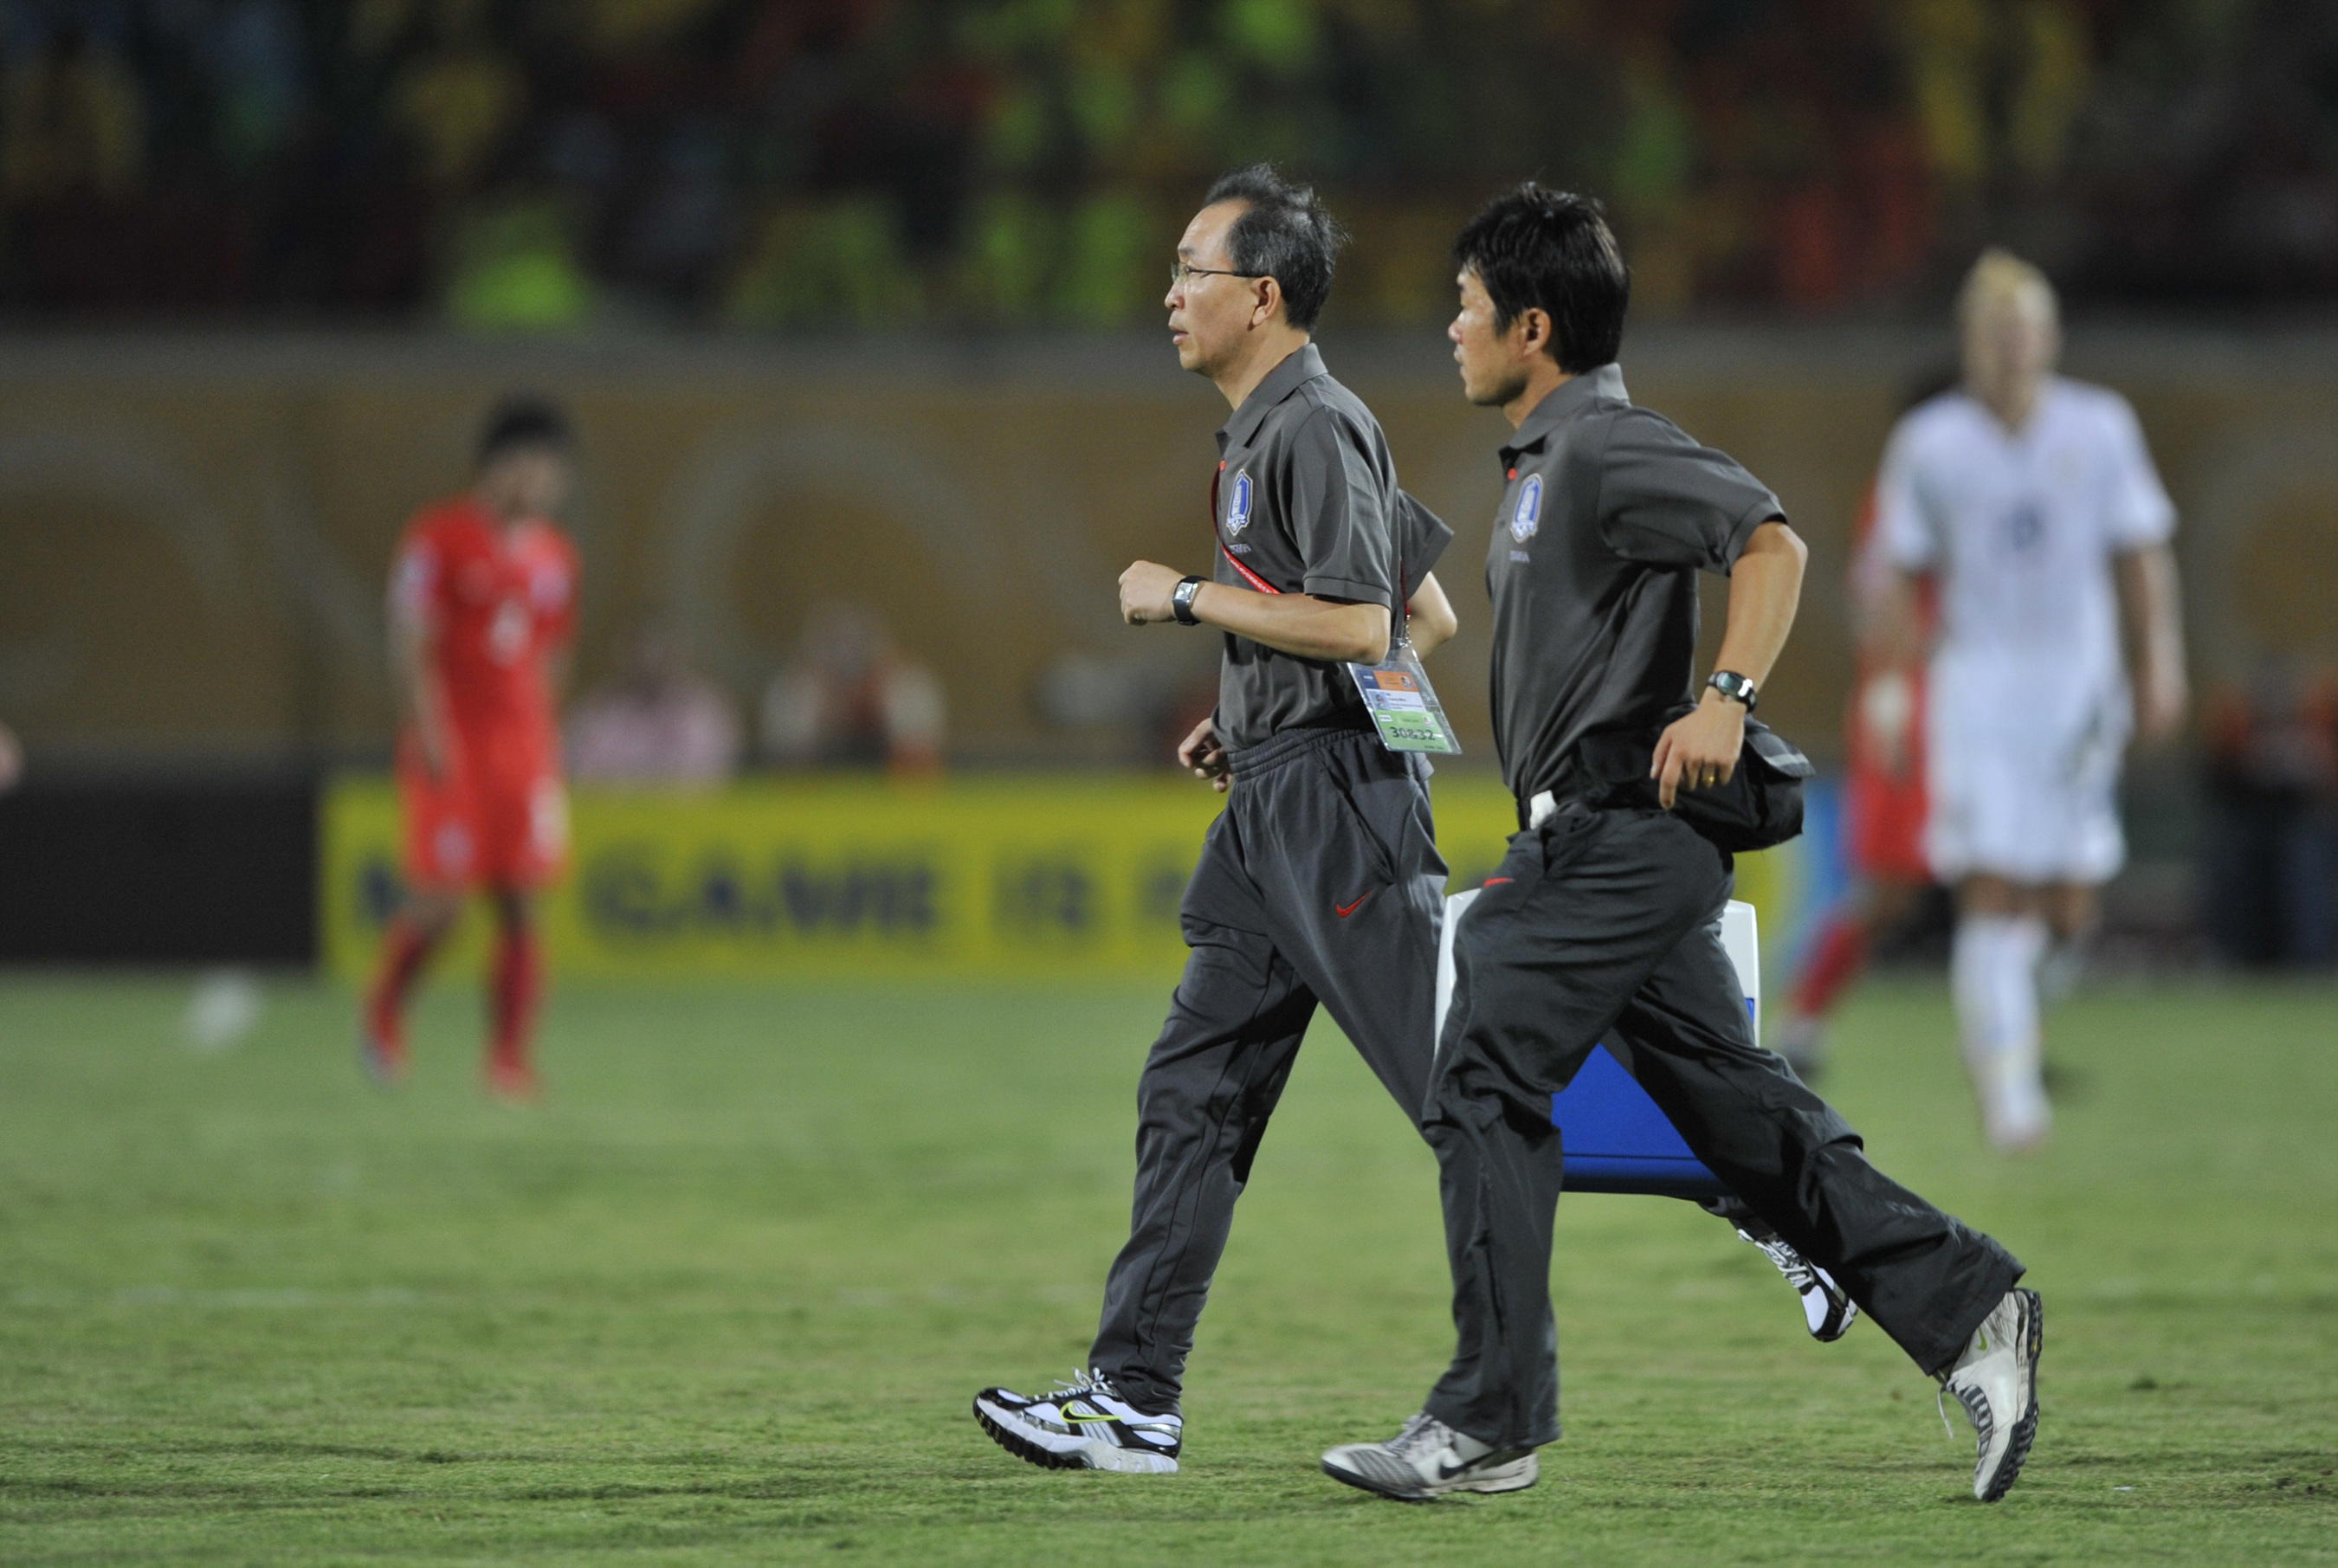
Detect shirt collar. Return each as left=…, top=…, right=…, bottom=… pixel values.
left=1217, top=342, right=1327, bottom=452
left=1499, top=362, right=1629, bottom=466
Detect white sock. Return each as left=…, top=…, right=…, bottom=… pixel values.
left=1951, top=914, right=2051, bottom=1147
left=1952, top=915, right=2011, bottom=1076
left=2037, top=933, right=2088, bottom=1003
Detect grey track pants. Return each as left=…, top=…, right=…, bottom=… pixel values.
left=1089, top=724, right=1448, bottom=1415
left=1424, top=805, right=2024, bottom=1450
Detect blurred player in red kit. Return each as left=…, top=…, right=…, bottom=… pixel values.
left=362, top=397, right=581, bottom=1100
left=1770, top=407, right=1945, bottom=1081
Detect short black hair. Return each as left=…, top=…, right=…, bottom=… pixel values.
left=1453, top=184, right=1630, bottom=373
left=476, top=394, right=574, bottom=467
left=1203, top=164, right=1346, bottom=332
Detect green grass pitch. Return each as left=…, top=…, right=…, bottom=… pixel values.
left=0, top=970, right=2332, bottom=1565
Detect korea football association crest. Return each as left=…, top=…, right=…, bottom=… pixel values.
left=1226, top=468, right=1254, bottom=535
left=1508, top=473, right=1543, bottom=542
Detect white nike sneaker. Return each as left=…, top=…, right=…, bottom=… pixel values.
left=1321, top=1412, right=1539, bottom=1501
left=1939, top=1287, right=2042, bottom=1501
left=972, top=1369, right=1182, bottom=1474
left=1738, top=1229, right=1859, bottom=1341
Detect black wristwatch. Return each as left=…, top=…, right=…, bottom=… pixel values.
left=1172, top=576, right=1206, bottom=626
left=1706, top=669, right=1759, bottom=712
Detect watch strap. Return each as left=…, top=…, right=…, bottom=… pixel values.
left=1172, top=576, right=1205, bottom=626
left=1707, top=669, right=1758, bottom=711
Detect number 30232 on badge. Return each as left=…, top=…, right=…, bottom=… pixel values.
left=1346, top=645, right=1462, bottom=755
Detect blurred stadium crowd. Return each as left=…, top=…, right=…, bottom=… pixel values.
left=7, top=0, right=2338, bottom=326
left=3, top=0, right=2336, bottom=978
left=566, top=604, right=946, bottom=784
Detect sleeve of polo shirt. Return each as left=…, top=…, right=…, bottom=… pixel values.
left=1598, top=406, right=1785, bottom=573
left=1393, top=488, right=1454, bottom=600
left=1873, top=413, right=1938, bottom=571
left=1288, top=406, right=1397, bottom=605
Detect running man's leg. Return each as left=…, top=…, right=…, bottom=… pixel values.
left=1692, top=1191, right=1859, bottom=1341
left=1418, top=810, right=2022, bottom=1451
left=1418, top=1044, right=1569, bottom=1449
left=1618, top=898, right=2041, bottom=1501
left=1418, top=810, right=1717, bottom=1449
left=1614, top=915, right=2022, bottom=1375
left=1258, top=738, right=1447, bottom=1126
left=1088, top=922, right=1317, bottom=1414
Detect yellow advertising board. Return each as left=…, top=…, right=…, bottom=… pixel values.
left=320, top=773, right=1792, bottom=984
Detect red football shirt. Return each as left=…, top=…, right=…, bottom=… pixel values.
left=391, top=496, right=578, bottom=768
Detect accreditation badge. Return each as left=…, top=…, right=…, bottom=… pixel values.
left=1347, top=642, right=1462, bottom=754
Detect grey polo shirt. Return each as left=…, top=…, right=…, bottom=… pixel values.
left=1211, top=344, right=1446, bottom=750
left=1484, top=364, right=1784, bottom=809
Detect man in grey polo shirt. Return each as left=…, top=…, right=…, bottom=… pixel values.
left=972, top=165, right=1463, bottom=1476
left=1322, top=185, right=2042, bottom=1507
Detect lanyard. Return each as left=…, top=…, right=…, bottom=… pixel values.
left=1210, top=459, right=1411, bottom=634
left=1211, top=461, right=1281, bottom=596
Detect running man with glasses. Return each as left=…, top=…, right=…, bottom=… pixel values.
left=971, top=165, right=1464, bottom=1475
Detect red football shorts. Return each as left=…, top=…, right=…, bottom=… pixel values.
left=1844, top=760, right=1929, bottom=883
left=397, top=726, right=569, bottom=892
left=1839, top=666, right=1932, bottom=884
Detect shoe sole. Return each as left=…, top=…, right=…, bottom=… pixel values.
left=1978, top=1289, right=2042, bottom=1503
left=1321, top=1453, right=1539, bottom=1502
left=972, top=1396, right=1178, bottom=1474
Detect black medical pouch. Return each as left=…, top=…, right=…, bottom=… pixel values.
left=1573, top=701, right=1814, bottom=853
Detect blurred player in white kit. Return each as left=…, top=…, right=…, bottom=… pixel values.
left=1875, top=249, right=2186, bottom=1152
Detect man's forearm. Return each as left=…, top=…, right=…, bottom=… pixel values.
left=1710, top=520, right=1805, bottom=688
left=1863, top=567, right=1929, bottom=669
left=1653, top=521, right=1803, bottom=805
left=2117, top=542, right=2187, bottom=739
left=1405, top=571, right=1458, bottom=657
left=2118, top=544, right=2184, bottom=688
left=1193, top=583, right=1392, bottom=664
left=393, top=623, right=449, bottom=747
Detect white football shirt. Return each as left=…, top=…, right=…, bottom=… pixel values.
left=1876, top=377, right=2173, bottom=738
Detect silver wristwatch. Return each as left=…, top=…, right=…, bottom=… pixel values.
left=1172, top=576, right=1206, bottom=626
